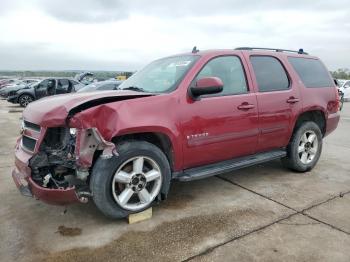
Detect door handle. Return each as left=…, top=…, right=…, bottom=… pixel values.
left=237, top=103, right=255, bottom=110
left=286, top=97, right=300, bottom=104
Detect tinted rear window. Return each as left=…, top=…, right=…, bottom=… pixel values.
left=250, top=56, right=289, bottom=92
left=288, top=57, right=333, bottom=88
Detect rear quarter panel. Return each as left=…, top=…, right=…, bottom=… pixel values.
left=286, top=56, right=339, bottom=136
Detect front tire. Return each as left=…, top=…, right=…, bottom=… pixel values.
left=282, top=121, right=323, bottom=172
left=90, top=140, right=171, bottom=219
left=18, top=94, right=34, bottom=107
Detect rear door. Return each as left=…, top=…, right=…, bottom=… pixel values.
left=244, top=54, right=302, bottom=152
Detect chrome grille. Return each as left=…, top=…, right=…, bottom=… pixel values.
left=21, top=120, right=41, bottom=153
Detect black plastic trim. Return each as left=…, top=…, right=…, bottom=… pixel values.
left=174, top=149, right=286, bottom=181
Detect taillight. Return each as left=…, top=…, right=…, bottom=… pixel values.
left=335, top=89, right=340, bottom=111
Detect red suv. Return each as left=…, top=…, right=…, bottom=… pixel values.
left=12, top=47, right=340, bottom=218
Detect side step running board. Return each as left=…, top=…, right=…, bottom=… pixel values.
left=176, top=149, right=286, bottom=182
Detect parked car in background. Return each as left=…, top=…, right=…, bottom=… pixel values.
left=77, top=80, right=122, bottom=93
left=7, top=78, right=84, bottom=107
left=337, top=79, right=350, bottom=101
left=1, top=83, right=29, bottom=99
left=0, top=79, right=21, bottom=89
left=0, top=79, right=40, bottom=99
left=74, top=72, right=95, bottom=85
left=334, top=79, right=344, bottom=110
left=21, top=79, right=41, bottom=85
left=11, top=47, right=340, bottom=219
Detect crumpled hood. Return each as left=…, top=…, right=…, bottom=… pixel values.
left=23, top=90, right=152, bottom=127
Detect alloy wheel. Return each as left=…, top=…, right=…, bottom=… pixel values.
left=112, top=156, right=162, bottom=211
left=298, top=130, right=318, bottom=164
left=20, top=95, right=33, bottom=107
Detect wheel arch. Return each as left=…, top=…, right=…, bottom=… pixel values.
left=19, top=92, right=34, bottom=99
left=292, top=110, right=326, bottom=137
left=112, top=131, right=177, bottom=172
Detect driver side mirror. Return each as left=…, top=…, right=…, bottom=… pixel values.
left=189, top=77, right=223, bottom=100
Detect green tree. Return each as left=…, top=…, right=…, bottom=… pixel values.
left=331, top=68, right=350, bottom=80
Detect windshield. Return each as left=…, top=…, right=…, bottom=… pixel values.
left=118, top=55, right=199, bottom=93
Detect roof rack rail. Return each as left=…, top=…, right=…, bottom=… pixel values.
left=235, top=47, right=308, bottom=55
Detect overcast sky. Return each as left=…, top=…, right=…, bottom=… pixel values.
left=0, top=0, right=349, bottom=71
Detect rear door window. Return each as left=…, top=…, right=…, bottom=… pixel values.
left=250, top=56, right=289, bottom=92
left=288, top=57, right=334, bottom=88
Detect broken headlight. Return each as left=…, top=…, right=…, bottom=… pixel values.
left=69, top=128, right=77, bottom=136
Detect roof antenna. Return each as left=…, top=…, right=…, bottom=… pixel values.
left=192, top=46, right=199, bottom=53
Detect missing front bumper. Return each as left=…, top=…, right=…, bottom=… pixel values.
left=12, top=167, right=81, bottom=205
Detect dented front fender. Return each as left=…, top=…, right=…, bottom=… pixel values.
left=75, top=128, right=117, bottom=169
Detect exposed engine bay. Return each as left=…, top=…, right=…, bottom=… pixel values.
left=29, top=127, right=81, bottom=189
left=28, top=126, right=116, bottom=199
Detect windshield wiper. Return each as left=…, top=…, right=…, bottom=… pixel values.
left=121, top=86, right=145, bottom=92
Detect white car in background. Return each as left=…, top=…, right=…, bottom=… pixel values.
left=337, top=79, right=350, bottom=101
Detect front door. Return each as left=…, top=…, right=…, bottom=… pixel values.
left=181, top=55, right=259, bottom=169
left=35, top=79, right=56, bottom=99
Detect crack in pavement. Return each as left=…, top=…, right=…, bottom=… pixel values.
left=277, top=221, right=320, bottom=226
left=218, top=176, right=299, bottom=212
left=182, top=212, right=298, bottom=262
left=302, top=213, right=350, bottom=235
left=218, top=176, right=350, bottom=234
left=182, top=176, right=350, bottom=261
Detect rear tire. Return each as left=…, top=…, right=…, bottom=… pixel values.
left=19, top=94, right=34, bottom=107
left=282, top=121, right=322, bottom=172
left=90, top=140, right=171, bottom=219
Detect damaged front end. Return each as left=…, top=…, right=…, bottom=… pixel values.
left=14, top=121, right=116, bottom=205
left=12, top=91, right=154, bottom=205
